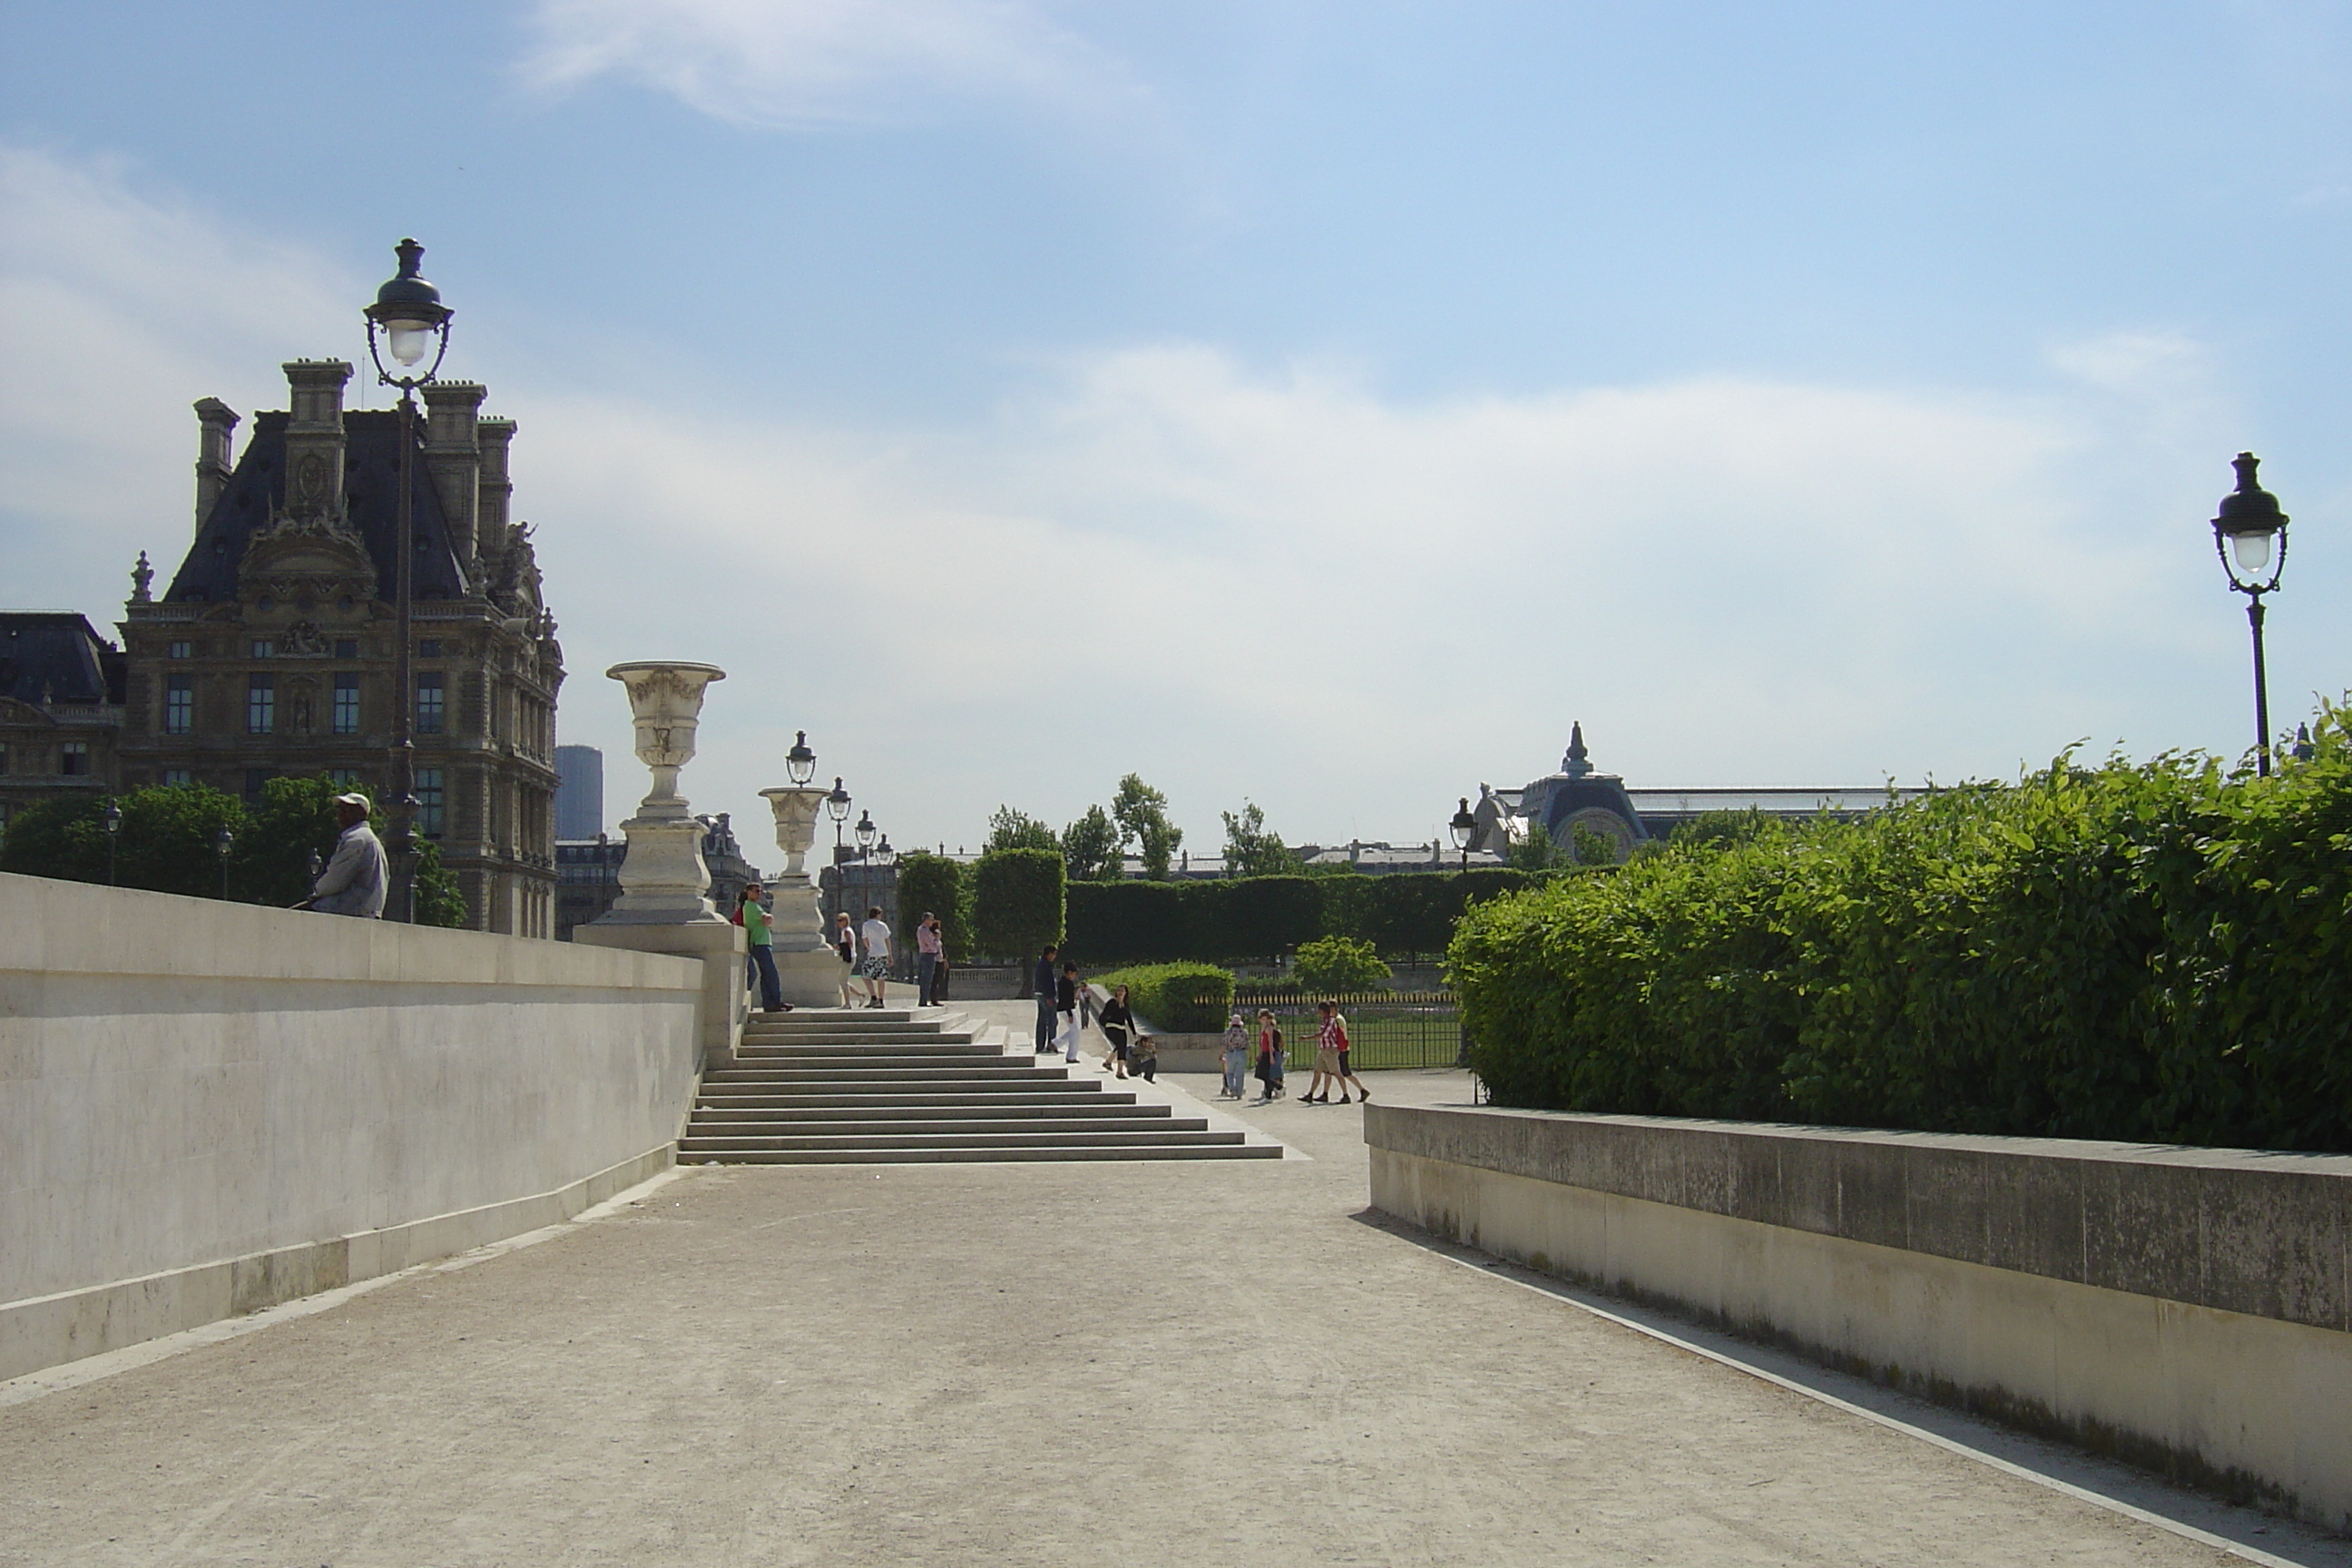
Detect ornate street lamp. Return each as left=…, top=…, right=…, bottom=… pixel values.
left=362, top=238, right=454, bottom=921
left=103, top=800, right=122, bottom=886
left=854, top=808, right=877, bottom=855
left=2210, top=453, right=2290, bottom=777
left=827, top=777, right=851, bottom=856
left=875, top=835, right=895, bottom=867
left=214, top=822, right=235, bottom=901
left=1449, top=797, right=1477, bottom=871
left=786, top=730, right=818, bottom=787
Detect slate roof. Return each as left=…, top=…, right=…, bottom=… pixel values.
left=163, top=409, right=466, bottom=603
left=0, top=612, right=126, bottom=705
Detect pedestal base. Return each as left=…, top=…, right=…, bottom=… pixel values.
left=771, top=946, right=852, bottom=1007
left=574, top=921, right=746, bottom=1065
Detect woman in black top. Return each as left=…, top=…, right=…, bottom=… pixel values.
left=1098, top=983, right=1133, bottom=1080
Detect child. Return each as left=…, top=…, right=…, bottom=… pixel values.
left=1219, top=1012, right=1250, bottom=1100
left=1251, top=1009, right=1285, bottom=1104
left=1131, top=1031, right=1159, bottom=1083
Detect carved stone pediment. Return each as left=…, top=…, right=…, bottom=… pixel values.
left=238, top=518, right=378, bottom=603
left=0, top=695, right=56, bottom=727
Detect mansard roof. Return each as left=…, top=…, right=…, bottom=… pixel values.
left=163, top=409, right=466, bottom=605
left=0, top=612, right=126, bottom=705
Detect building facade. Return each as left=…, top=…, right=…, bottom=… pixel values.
left=0, top=613, right=127, bottom=833
left=554, top=744, right=603, bottom=840
left=111, top=361, right=564, bottom=936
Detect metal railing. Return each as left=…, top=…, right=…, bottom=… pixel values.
left=1230, top=990, right=1462, bottom=1071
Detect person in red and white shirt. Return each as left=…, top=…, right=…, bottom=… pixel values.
left=1302, top=999, right=1370, bottom=1105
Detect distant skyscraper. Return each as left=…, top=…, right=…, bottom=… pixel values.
left=554, top=745, right=603, bottom=840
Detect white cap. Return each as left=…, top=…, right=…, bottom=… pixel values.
left=332, top=792, right=371, bottom=808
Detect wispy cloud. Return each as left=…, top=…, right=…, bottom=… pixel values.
left=0, top=142, right=2252, bottom=852
left=518, top=0, right=1142, bottom=129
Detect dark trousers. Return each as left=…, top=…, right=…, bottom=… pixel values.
left=917, top=952, right=937, bottom=1005
left=747, top=945, right=782, bottom=1011
left=1035, top=995, right=1057, bottom=1049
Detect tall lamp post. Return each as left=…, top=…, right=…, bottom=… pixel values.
left=825, top=777, right=850, bottom=920
left=103, top=800, right=122, bottom=886
left=1449, top=798, right=1477, bottom=871
left=2210, top=452, right=2290, bottom=777
left=362, top=239, right=454, bottom=921
left=214, top=822, right=235, bottom=901
left=853, top=808, right=877, bottom=916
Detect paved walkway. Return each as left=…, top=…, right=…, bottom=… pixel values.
left=1, top=1000, right=2332, bottom=1566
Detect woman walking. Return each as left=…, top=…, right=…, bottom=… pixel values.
left=1303, top=999, right=1369, bottom=1104
left=1054, top=960, right=1083, bottom=1062
left=916, top=910, right=943, bottom=1007
left=831, top=910, right=858, bottom=1008
left=1219, top=1012, right=1250, bottom=1100
left=1251, top=1008, right=1285, bottom=1104
left=1098, top=984, right=1134, bottom=1079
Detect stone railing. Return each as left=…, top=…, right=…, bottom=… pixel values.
left=1367, top=1104, right=2352, bottom=1534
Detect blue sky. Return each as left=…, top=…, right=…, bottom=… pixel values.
left=3, top=1, right=2347, bottom=855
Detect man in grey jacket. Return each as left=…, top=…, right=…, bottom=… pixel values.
left=304, top=793, right=387, bottom=918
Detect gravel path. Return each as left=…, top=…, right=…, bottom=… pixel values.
left=0, top=1001, right=2295, bottom=1566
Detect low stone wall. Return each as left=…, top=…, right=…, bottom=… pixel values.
left=1366, top=1104, right=2352, bottom=1534
left=1, top=873, right=710, bottom=1380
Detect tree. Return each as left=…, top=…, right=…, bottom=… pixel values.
left=895, top=851, right=973, bottom=962
left=1220, top=799, right=1300, bottom=877
left=1510, top=821, right=1568, bottom=871
left=973, top=848, right=1065, bottom=969
left=0, top=774, right=465, bottom=923
left=985, top=805, right=1060, bottom=853
left=1060, top=804, right=1122, bottom=881
left=1111, top=772, right=1182, bottom=880
left=1293, top=935, right=1393, bottom=994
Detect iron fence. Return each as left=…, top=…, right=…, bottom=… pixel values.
left=1230, top=990, right=1462, bottom=1071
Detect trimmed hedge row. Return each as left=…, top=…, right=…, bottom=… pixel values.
left=1450, top=701, right=2352, bottom=1153
left=1063, top=867, right=1556, bottom=965
left=1094, top=962, right=1237, bottom=1033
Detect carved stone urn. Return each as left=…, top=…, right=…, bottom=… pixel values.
left=756, top=776, right=845, bottom=1003
left=594, top=661, right=727, bottom=925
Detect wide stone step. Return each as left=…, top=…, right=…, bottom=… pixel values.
left=730, top=1053, right=1016, bottom=1068
left=696, top=1092, right=1132, bottom=1112
left=691, top=1113, right=1210, bottom=1137
left=682, top=1127, right=1246, bottom=1151
left=677, top=1143, right=1282, bottom=1165
left=691, top=1102, right=1172, bottom=1122
left=739, top=1040, right=998, bottom=1054
left=743, top=1010, right=934, bottom=1026
left=703, top=1069, right=1070, bottom=1087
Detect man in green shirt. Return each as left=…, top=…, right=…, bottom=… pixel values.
left=736, top=883, right=789, bottom=1013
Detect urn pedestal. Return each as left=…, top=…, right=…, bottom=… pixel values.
left=575, top=661, right=743, bottom=1063
left=759, top=784, right=850, bottom=1005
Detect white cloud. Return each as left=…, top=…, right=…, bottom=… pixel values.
left=518, top=0, right=1139, bottom=129
left=0, top=142, right=2265, bottom=861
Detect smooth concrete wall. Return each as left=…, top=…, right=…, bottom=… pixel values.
left=1367, top=1105, right=2352, bottom=1535
left=0, top=873, right=707, bottom=1379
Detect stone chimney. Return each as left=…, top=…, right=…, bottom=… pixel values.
left=193, top=397, right=240, bottom=528
left=475, top=416, right=516, bottom=573
left=422, top=381, right=486, bottom=576
left=280, top=360, right=353, bottom=522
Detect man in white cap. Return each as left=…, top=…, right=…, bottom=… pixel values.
left=303, top=792, right=388, bottom=918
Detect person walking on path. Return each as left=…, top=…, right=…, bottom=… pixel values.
left=1219, top=1013, right=1250, bottom=1100
left=1251, top=1009, right=1286, bottom=1104
left=1054, top=960, right=1083, bottom=1062
left=1302, top=999, right=1369, bottom=1104
left=858, top=906, right=893, bottom=1008
left=1098, top=984, right=1134, bottom=1079
left=832, top=911, right=859, bottom=1008
left=302, top=793, right=388, bottom=918
left=734, top=883, right=789, bottom=1013
left=1033, top=946, right=1060, bottom=1054
left=916, top=911, right=943, bottom=1007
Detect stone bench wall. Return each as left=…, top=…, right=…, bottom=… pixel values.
left=2, top=873, right=710, bottom=1380
left=1367, top=1103, right=2352, bottom=1534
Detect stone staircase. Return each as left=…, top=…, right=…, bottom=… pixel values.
left=678, top=1009, right=1281, bottom=1165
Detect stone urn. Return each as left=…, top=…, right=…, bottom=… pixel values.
left=594, top=661, right=727, bottom=925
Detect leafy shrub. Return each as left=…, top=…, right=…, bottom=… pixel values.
left=1293, top=935, right=1391, bottom=993
left=1451, top=699, right=2352, bottom=1153
left=1095, top=961, right=1236, bottom=1033
left=895, top=852, right=973, bottom=961
left=973, top=848, right=1064, bottom=964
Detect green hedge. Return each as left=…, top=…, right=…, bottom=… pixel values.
left=894, top=852, right=973, bottom=962
left=973, top=848, right=1064, bottom=965
left=1450, top=701, right=2352, bottom=1153
left=1094, top=962, right=1236, bottom=1033
left=1063, top=867, right=1556, bottom=965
